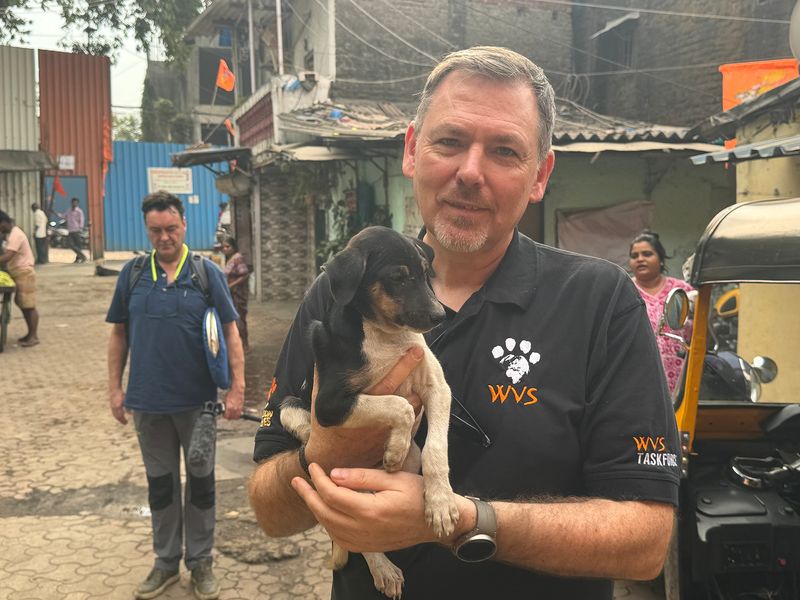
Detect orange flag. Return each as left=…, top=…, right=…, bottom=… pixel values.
left=53, top=174, right=66, bottom=197
left=216, top=59, right=235, bottom=92
left=224, top=118, right=235, bottom=137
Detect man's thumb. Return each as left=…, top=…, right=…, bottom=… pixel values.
left=329, top=467, right=395, bottom=491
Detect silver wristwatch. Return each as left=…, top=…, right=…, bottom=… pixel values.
left=452, top=496, right=497, bottom=562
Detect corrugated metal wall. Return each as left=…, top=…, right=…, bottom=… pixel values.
left=38, top=49, right=111, bottom=257
left=0, top=46, right=40, bottom=238
left=104, top=141, right=225, bottom=251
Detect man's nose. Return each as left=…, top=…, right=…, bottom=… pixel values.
left=456, top=145, right=485, bottom=187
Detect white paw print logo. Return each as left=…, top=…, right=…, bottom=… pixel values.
left=491, top=338, right=541, bottom=384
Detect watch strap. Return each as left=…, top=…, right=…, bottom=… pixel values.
left=468, top=496, right=497, bottom=538
left=452, top=496, right=497, bottom=562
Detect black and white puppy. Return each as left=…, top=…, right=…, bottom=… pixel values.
left=281, top=226, right=458, bottom=599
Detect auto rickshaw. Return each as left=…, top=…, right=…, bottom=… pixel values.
left=661, top=197, right=800, bottom=599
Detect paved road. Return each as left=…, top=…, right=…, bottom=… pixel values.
left=0, top=257, right=664, bottom=599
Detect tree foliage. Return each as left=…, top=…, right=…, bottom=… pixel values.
left=112, top=113, right=141, bottom=141
left=0, top=0, right=206, bottom=63
left=140, top=80, right=192, bottom=143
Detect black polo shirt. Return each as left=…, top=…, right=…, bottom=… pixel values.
left=254, top=230, right=680, bottom=600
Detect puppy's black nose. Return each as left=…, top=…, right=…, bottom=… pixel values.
left=429, top=304, right=446, bottom=325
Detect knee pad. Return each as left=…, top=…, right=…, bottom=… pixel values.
left=147, top=473, right=174, bottom=511
left=189, top=472, right=215, bottom=510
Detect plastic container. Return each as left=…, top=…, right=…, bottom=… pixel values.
left=719, top=59, right=799, bottom=148
left=719, top=58, right=799, bottom=111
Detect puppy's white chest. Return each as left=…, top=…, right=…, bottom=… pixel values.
left=361, top=326, right=425, bottom=396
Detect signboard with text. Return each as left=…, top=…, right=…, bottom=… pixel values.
left=147, top=167, right=193, bottom=195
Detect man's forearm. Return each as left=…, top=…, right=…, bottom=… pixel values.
left=249, top=450, right=318, bottom=537
left=223, top=322, right=245, bottom=391
left=107, top=326, right=128, bottom=390
left=493, top=498, right=673, bottom=580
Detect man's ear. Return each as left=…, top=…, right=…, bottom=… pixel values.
left=324, top=247, right=366, bottom=305
left=528, top=150, right=555, bottom=205
left=402, top=122, right=417, bottom=178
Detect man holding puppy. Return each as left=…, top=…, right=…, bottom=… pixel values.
left=250, top=46, right=679, bottom=599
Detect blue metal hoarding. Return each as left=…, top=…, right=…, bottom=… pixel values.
left=104, top=141, right=226, bottom=251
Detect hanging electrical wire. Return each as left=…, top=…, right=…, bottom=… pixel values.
left=467, top=3, right=720, bottom=101
left=522, top=0, right=790, bottom=25
left=348, top=0, right=441, bottom=63
left=308, top=0, right=435, bottom=68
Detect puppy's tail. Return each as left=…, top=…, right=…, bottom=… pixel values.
left=280, top=396, right=312, bottom=443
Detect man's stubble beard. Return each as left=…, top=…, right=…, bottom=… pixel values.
left=430, top=213, right=489, bottom=253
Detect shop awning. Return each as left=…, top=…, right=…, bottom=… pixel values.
left=0, top=150, right=56, bottom=172
left=690, top=134, right=800, bottom=165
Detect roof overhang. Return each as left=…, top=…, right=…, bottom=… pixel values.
left=0, top=150, right=56, bottom=172
left=690, top=134, right=800, bottom=165
left=687, top=77, right=800, bottom=140
left=591, top=11, right=639, bottom=40
left=171, top=146, right=252, bottom=168
left=185, top=0, right=273, bottom=39
left=553, top=141, right=721, bottom=154
left=255, top=143, right=386, bottom=167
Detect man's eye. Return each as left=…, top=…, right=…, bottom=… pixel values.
left=495, top=147, right=518, bottom=158
left=438, top=138, right=460, bottom=147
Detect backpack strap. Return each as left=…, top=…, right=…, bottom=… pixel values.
left=123, top=254, right=149, bottom=318
left=187, top=252, right=212, bottom=306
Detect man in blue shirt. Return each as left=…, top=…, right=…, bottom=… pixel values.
left=107, top=191, right=244, bottom=600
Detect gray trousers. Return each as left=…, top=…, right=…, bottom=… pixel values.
left=133, top=409, right=215, bottom=571
left=68, top=231, right=86, bottom=260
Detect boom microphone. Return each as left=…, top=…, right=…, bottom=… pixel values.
left=188, top=400, right=220, bottom=468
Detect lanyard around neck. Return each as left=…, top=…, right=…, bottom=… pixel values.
left=151, top=243, right=189, bottom=282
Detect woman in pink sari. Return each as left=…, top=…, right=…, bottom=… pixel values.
left=221, top=236, right=250, bottom=350
left=629, top=231, right=694, bottom=394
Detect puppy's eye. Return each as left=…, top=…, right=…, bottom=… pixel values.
left=389, top=272, right=406, bottom=283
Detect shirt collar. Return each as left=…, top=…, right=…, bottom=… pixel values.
left=418, top=228, right=538, bottom=310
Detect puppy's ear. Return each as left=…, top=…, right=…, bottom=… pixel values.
left=411, top=238, right=436, bottom=277
left=411, top=238, right=435, bottom=264
left=324, top=247, right=366, bottom=305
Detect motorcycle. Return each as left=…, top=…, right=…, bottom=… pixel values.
left=661, top=197, right=800, bottom=600
left=47, top=214, right=88, bottom=249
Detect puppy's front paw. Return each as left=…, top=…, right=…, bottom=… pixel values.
left=424, top=486, right=459, bottom=538
left=364, top=552, right=404, bottom=599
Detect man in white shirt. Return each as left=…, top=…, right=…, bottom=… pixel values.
left=31, top=203, right=48, bottom=264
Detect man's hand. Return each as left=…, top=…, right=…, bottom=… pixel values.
left=224, top=386, right=244, bottom=420
left=292, top=464, right=472, bottom=553
left=303, top=346, right=425, bottom=473
left=109, top=389, right=128, bottom=425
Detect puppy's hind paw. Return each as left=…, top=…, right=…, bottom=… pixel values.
left=382, top=443, right=410, bottom=473
left=424, top=489, right=460, bottom=538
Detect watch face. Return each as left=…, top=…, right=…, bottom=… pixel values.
left=457, top=535, right=497, bottom=563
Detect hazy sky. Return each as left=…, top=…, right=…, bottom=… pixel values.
left=13, top=8, right=148, bottom=118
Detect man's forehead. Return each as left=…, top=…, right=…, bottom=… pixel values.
left=145, top=208, right=183, bottom=225
left=423, top=72, right=538, bottom=124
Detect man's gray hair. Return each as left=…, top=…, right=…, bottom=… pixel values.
left=415, top=46, right=556, bottom=158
